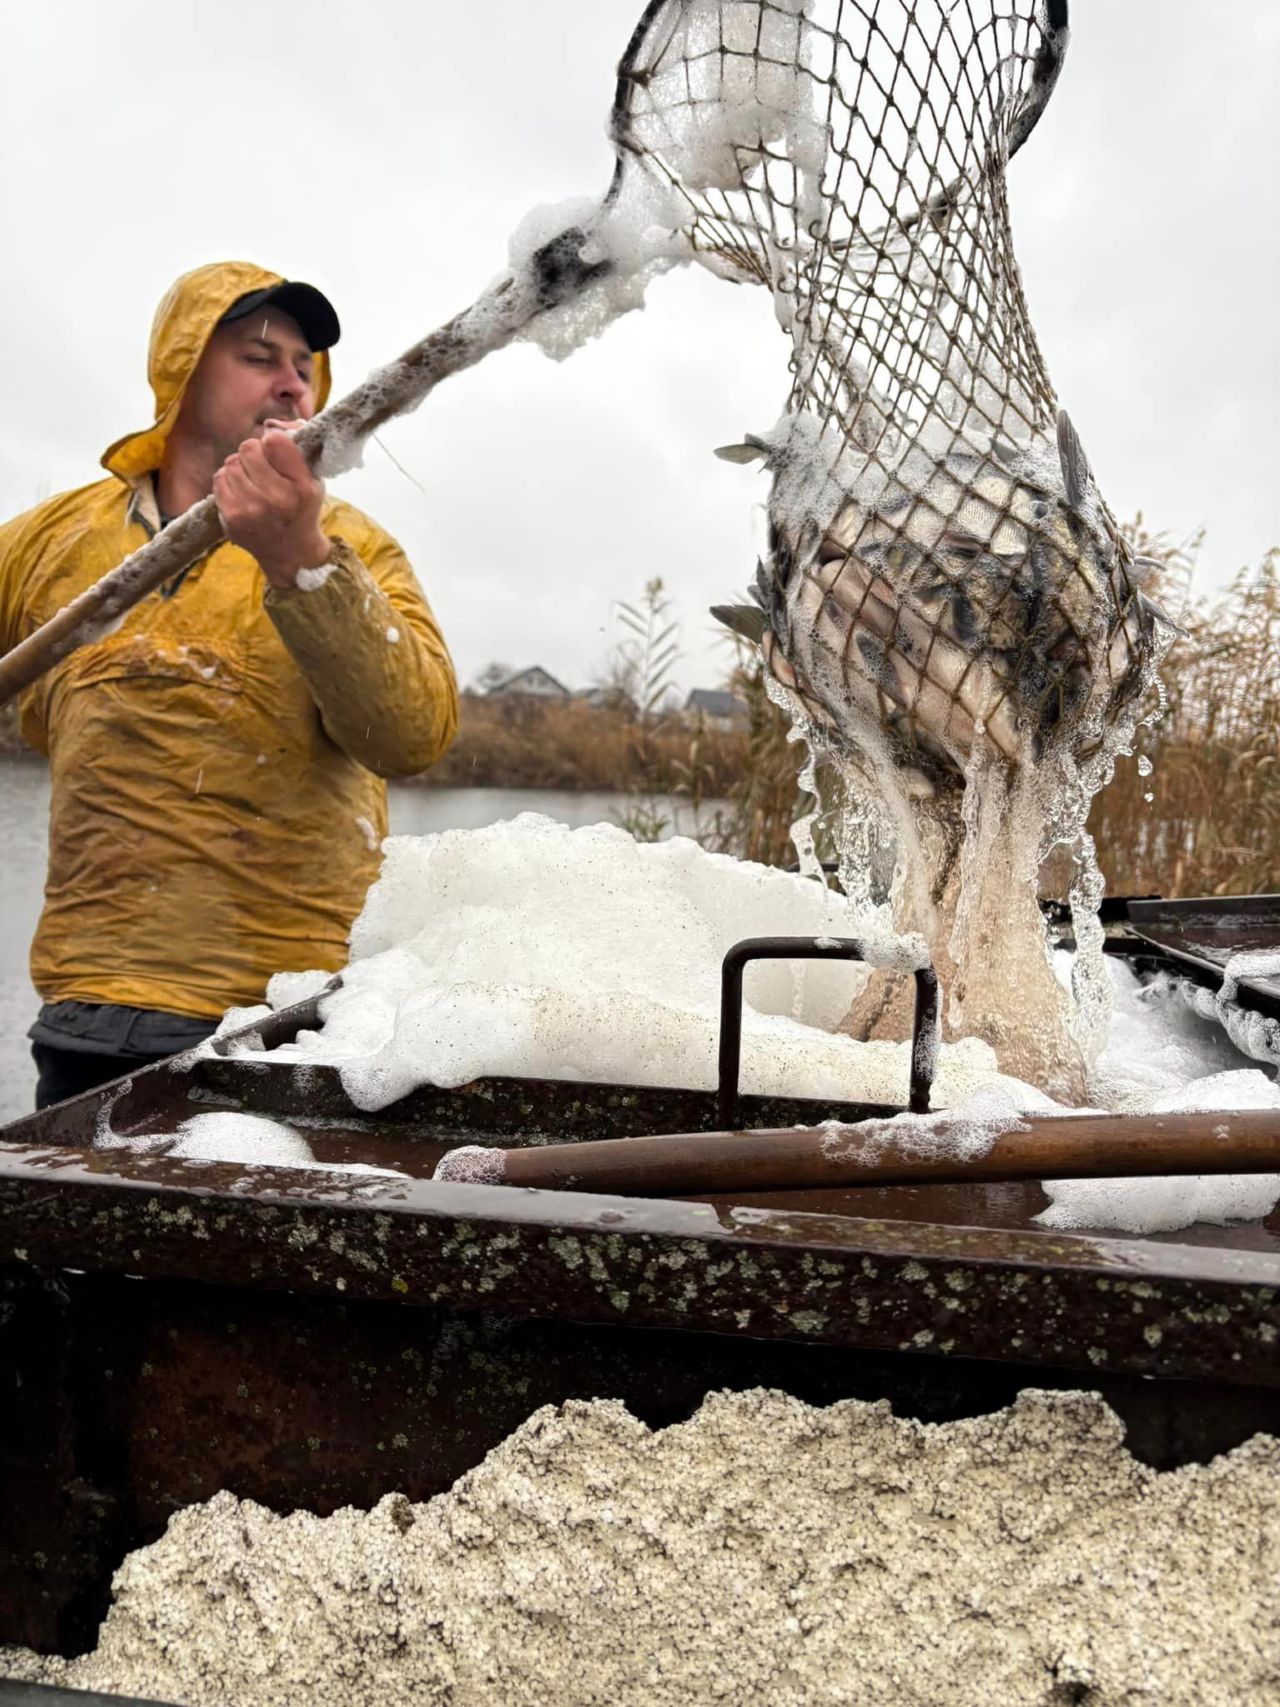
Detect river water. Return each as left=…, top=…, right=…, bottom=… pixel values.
left=0, top=759, right=723, bottom=1124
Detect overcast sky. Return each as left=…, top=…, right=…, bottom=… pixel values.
left=1, top=1, right=1276, bottom=694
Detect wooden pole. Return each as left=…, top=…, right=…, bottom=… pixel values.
left=434, top=1109, right=1280, bottom=1197
left=0, top=243, right=595, bottom=706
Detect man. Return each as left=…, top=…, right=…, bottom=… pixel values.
left=0, top=261, right=458, bottom=1108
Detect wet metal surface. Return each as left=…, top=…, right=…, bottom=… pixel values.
left=1127, top=894, right=1280, bottom=1011
left=1, top=1037, right=1278, bottom=1391
left=0, top=1682, right=178, bottom=1705
left=1, top=1129, right=1278, bottom=1391
left=1, top=1046, right=908, bottom=1151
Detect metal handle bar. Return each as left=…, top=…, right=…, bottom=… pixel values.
left=717, top=937, right=939, bottom=1130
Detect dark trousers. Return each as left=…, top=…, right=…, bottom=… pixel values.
left=29, top=1001, right=219, bottom=1111
left=31, top=1043, right=176, bottom=1111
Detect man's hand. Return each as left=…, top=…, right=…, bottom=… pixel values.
left=213, top=422, right=331, bottom=590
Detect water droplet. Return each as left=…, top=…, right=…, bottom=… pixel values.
left=1137, top=756, right=1153, bottom=777
left=1143, top=791, right=1154, bottom=803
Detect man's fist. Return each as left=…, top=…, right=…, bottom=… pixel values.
left=213, top=422, right=331, bottom=590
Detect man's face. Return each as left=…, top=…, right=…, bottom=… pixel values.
left=174, top=307, right=318, bottom=464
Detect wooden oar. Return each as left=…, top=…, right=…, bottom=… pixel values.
left=433, top=1109, right=1280, bottom=1197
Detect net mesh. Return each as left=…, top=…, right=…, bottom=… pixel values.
left=600, top=0, right=1175, bottom=1095
left=611, top=0, right=1163, bottom=797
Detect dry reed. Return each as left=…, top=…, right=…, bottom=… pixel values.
left=1079, top=533, right=1279, bottom=898
left=422, top=691, right=748, bottom=798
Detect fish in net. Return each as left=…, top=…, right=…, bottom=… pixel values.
left=606, top=0, right=1175, bottom=1098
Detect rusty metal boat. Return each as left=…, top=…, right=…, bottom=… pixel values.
left=1, top=916, right=1277, bottom=1660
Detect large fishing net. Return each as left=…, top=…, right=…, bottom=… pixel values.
left=601, top=0, right=1173, bottom=1096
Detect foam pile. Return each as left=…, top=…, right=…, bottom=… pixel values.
left=1086, top=960, right=1249, bottom=1111
left=1033, top=954, right=1280, bottom=1233
left=202, top=814, right=1280, bottom=1236
left=226, top=815, right=1047, bottom=1117
left=6, top=1389, right=1278, bottom=1707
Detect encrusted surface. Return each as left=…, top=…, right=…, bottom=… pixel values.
left=6, top=1388, right=1279, bottom=1706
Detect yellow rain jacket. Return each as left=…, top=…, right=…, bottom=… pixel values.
left=0, top=262, right=457, bottom=1019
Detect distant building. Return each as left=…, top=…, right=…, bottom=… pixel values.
left=684, top=688, right=749, bottom=732
left=484, top=665, right=572, bottom=701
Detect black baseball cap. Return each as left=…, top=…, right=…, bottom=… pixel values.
left=219, top=281, right=341, bottom=352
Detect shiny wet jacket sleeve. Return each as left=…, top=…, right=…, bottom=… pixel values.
left=264, top=510, right=458, bottom=779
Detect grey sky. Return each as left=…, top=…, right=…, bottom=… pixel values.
left=1, top=1, right=1276, bottom=694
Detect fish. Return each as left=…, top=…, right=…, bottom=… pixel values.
left=712, top=408, right=1170, bottom=790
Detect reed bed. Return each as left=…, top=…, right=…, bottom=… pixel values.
left=1083, top=544, right=1279, bottom=897
left=423, top=691, right=748, bottom=798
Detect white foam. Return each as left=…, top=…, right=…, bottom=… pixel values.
left=196, top=820, right=1276, bottom=1235
left=93, top=1109, right=405, bottom=1185
left=629, top=0, right=816, bottom=195
left=820, top=1084, right=1030, bottom=1167
left=265, top=969, right=335, bottom=1010
left=250, top=814, right=1044, bottom=1116
left=509, top=173, right=688, bottom=362
left=1216, top=952, right=1280, bottom=1066
left=205, top=1004, right=271, bottom=1053
left=167, top=1112, right=315, bottom=1168
left=1222, top=950, right=1280, bottom=993
left=1086, top=958, right=1244, bottom=1110
left=434, top=1145, right=507, bottom=1185
left=294, top=564, right=336, bottom=592
left=1036, top=1069, right=1280, bottom=1235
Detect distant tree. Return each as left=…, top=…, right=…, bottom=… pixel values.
left=470, top=661, right=516, bottom=695
left=585, top=644, right=642, bottom=716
